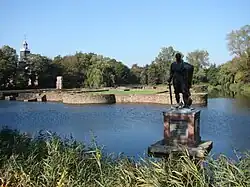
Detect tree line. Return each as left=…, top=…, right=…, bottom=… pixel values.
left=0, top=24, right=249, bottom=90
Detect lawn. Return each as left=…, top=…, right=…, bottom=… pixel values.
left=97, top=89, right=161, bottom=95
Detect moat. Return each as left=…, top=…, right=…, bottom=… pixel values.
left=1, top=95, right=250, bottom=160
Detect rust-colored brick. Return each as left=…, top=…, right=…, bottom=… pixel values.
left=163, top=109, right=201, bottom=146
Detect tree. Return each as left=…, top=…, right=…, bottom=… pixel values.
left=206, top=63, right=219, bottom=86
left=130, top=64, right=144, bottom=84
left=226, top=25, right=250, bottom=83
left=147, top=63, right=161, bottom=85
left=85, top=66, right=103, bottom=88
left=0, top=45, right=18, bottom=89
left=85, top=61, right=115, bottom=88
left=140, top=65, right=148, bottom=85
left=226, top=25, right=250, bottom=57
left=55, top=54, right=85, bottom=88
left=217, top=61, right=236, bottom=88
left=153, top=46, right=177, bottom=84
left=109, top=59, right=130, bottom=85
left=25, top=54, right=52, bottom=88
left=186, top=50, right=210, bottom=83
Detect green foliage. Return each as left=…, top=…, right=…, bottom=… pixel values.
left=205, top=64, right=219, bottom=86
left=26, top=54, right=53, bottom=87
left=0, top=45, right=18, bottom=89
left=191, top=85, right=208, bottom=93
left=186, top=50, right=210, bottom=84
left=0, top=43, right=215, bottom=89
left=0, top=127, right=250, bottom=187
left=241, top=84, right=250, bottom=95
left=226, top=25, right=250, bottom=56
left=153, top=46, right=177, bottom=84
left=0, top=24, right=249, bottom=91
left=221, top=24, right=250, bottom=89
left=147, top=63, right=161, bottom=85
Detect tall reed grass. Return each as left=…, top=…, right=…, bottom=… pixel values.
left=0, top=127, right=249, bottom=187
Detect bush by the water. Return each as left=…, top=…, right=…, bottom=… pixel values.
left=191, top=85, right=208, bottom=93
left=0, top=127, right=250, bottom=187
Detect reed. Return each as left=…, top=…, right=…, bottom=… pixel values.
left=0, top=127, right=249, bottom=187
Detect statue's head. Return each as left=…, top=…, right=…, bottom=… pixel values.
left=175, top=53, right=182, bottom=62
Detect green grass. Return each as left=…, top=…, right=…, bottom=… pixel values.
left=0, top=127, right=250, bottom=187
left=62, top=84, right=210, bottom=96
left=98, top=89, right=160, bottom=95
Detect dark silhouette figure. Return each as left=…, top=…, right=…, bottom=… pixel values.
left=167, top=53, right=194, bottom=108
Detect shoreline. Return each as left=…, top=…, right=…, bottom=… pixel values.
left=0, top=89, right=208, bottom=106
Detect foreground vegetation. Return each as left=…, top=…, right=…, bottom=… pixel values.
left=0, top=127, right=250, bottom=187
left=0, top=24, right=249, bottom=95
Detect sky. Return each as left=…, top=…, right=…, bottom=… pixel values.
left=1, top=0, right=249, bottom=67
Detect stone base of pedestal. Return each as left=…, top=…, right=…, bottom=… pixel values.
left=148, top=139, right=213, bottom=159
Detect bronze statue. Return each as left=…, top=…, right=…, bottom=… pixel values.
left=167, top=53, right=194, bottom=108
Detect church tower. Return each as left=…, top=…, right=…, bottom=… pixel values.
left=20, top=39, right=30, bottom=61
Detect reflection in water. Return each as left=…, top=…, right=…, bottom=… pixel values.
left=203, top=98, right=250, bottom=160
left=0, top=97, right=250, bottom=160
left=208, top=89, right=236, bottom=98
left=234, top=95, right=250, bottom=110
left=209, top=89, right=250, bottom=112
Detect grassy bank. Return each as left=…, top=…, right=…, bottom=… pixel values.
left=86, top=85, right=207, bottom=95
left=99, top=89, right=160, bottom=95
left=0, top=127, right=250, bottom=186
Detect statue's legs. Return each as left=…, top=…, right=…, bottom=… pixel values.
left=173, top=84, right=181, bottom=105
left=174, top=80, right=192, bottom=108
left=182, top=84, right=192, bottom=108
left=183, top=93, right=189, bottom=107
left=187, top=88, right=192, bottom=106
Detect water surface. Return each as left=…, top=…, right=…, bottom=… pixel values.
left=0, top=96, right=250, bottom=159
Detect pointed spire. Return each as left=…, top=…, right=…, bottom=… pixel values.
left=20, top=34, right=31, bottom=60
left=20, top=34, right=30, bottom=52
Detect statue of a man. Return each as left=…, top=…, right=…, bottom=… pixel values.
left=167, top=53, right=194, bottom=108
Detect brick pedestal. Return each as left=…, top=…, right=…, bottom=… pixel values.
left=148, top=108, right=212, bottom=159
left=163, top=108, right=201, bottom=146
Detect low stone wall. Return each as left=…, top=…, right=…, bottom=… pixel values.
left=16, top=93, right=39, bottom=101
left=115, top=93, right=207, bottom=106
left=1, top=90, right=207, bottom=106
left=45, top=91, right=63, bottom=102
left=62, top=93, right=116, bottom=104
left=115, top=94, right=168, bottom=104
left=0, top=92, right=4, bottom=100
left=14, top=93, right=46, bottom=102
left=0, top=92, right=47, bottom=102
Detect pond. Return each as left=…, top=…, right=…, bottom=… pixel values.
left=0, top=94, right=250, bottom=160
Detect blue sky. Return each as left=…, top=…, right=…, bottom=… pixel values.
left=1, top=0, right=249, bottom=67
